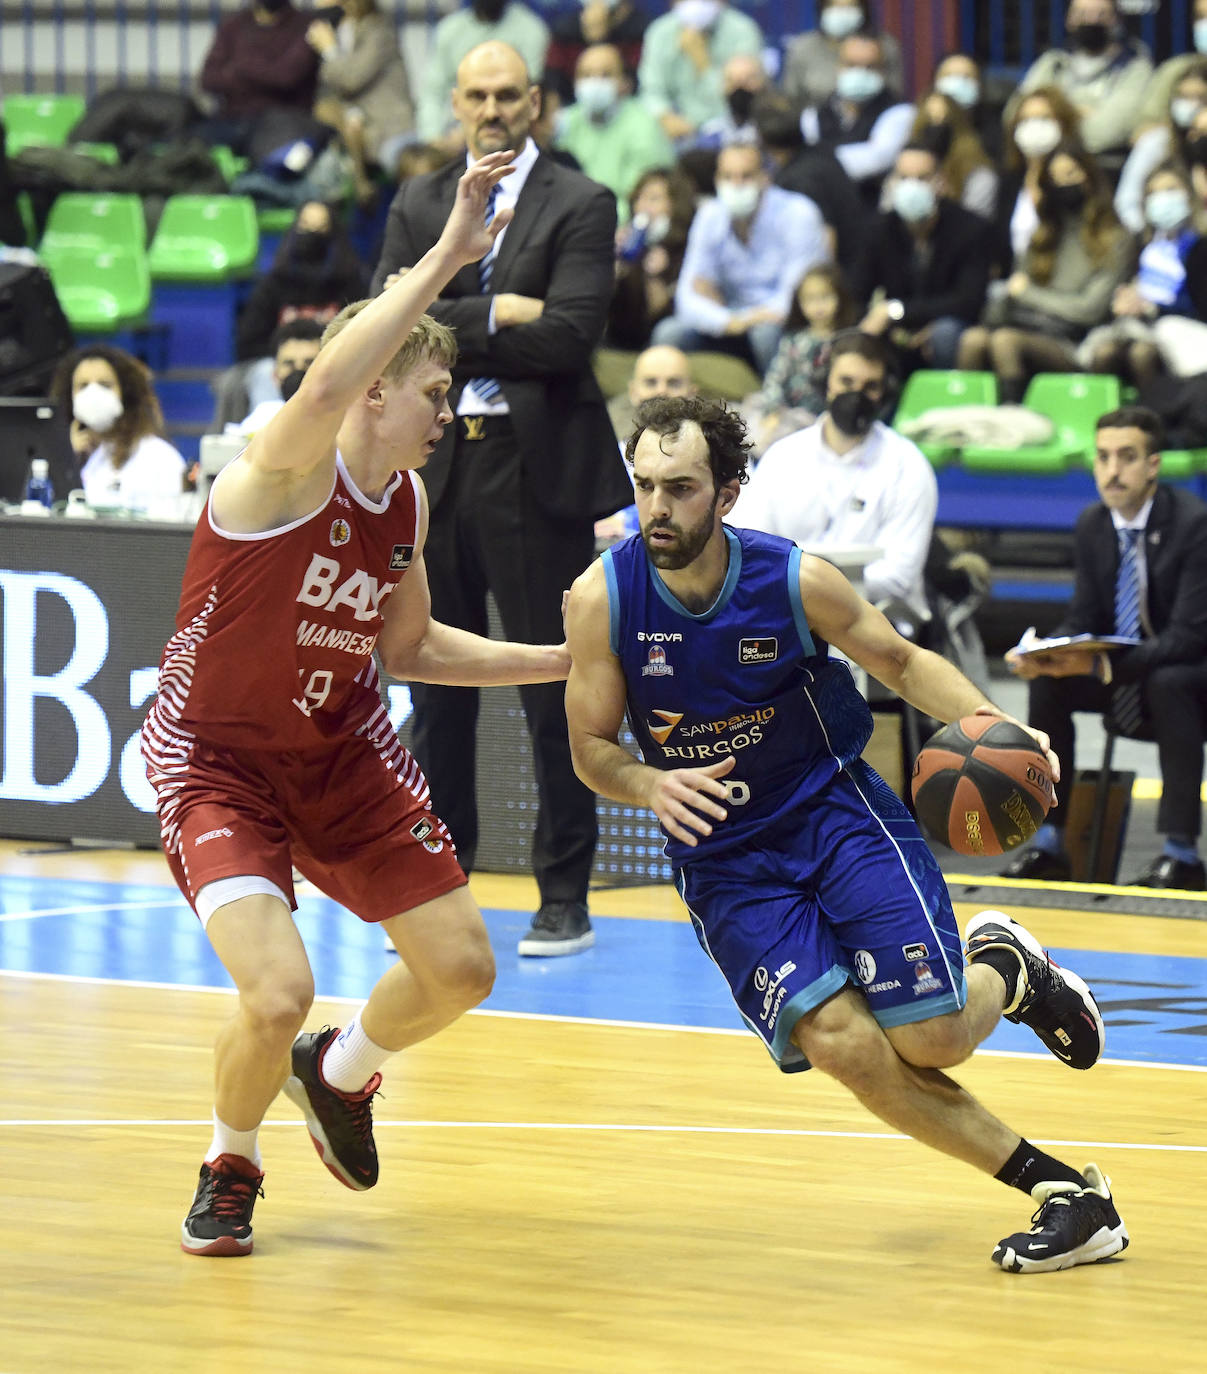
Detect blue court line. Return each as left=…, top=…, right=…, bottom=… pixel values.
left=1, top=875, right=1205, bottom=1068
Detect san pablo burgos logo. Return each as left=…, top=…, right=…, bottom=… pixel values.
left=638, top=629, right=680, bottom=677
left=738, top=637, right=777, bottom=664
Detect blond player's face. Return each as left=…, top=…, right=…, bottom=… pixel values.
left=384, top=360, right=453, bottom=469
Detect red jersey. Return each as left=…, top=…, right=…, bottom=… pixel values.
left=146, top=457, right=420, bottom=753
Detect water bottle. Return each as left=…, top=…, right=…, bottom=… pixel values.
left=617, top=214, right=649, bottom=264
left=22, top=458, right=54, bottom=514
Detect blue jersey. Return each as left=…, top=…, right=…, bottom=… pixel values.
left=602, top=526, right=873, bottom=865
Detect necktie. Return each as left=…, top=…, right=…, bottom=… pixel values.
left=471, top=183, right=502, bottom=405
left=1112, top=527, right=1144, bottom=734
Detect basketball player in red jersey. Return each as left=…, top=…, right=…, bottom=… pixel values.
left=142, top=152, right=561, bottom=1257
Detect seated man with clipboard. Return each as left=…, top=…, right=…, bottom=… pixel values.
left=1003, top=406, right=1207, bottom=889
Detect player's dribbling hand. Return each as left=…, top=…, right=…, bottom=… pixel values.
left=971, top=703, right=1061, bottom=799
left=442, top=150, right=515, bottom=266
left=647, top=755, right=737, bottom=846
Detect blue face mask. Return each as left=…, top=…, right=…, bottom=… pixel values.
left=835, top=66, right=884, bottom=104
left=1196, top=19, right=1207, bottom=54
left=1145, top=187, right=1191, bottom=231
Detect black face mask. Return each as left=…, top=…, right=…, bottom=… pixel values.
left=1069, top=23, right=1111, bottom=56
left=473, top=0, right=507, bottom=22
left=279, top=367, right=308, bottom=402
left=258, top=0, right=290, bottom=14
left=727, top=88, right=756, bottom=126
left=1187, top=137, right=1207, bottom=168
left=829, top=388, right=878, bottom=438
left=292, top=229, right=331, bottom=262
left=1045, top=183, right=1087, bottom=217
left=918, top=121, right=953, bottom=162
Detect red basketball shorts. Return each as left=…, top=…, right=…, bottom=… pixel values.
left=149, top=729, right=467, bottom=924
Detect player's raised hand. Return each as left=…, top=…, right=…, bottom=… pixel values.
left=646, top=755, right=737, bottom=846
left=440, top=150, right=515, bottom=267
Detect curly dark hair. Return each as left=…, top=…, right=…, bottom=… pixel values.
left=50, top=344, right=166, bottom=472
left=625, top=395, right=752, bottom=488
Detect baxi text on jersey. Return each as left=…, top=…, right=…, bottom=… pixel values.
left=295, top=553, right=397, bottom=623
left=296, top=620, right=379, bottom=655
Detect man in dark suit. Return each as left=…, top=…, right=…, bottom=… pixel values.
left=371, top=40, right=631, bottom=954
left=849, top=142, right=990, bottom=373
left=1002, top=406, right=1207, bottom=889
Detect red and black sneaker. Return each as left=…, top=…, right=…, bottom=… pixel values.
left=283, top=1027, right=381, bottom=1191
left=180, top=1153, right=264, bottom=1257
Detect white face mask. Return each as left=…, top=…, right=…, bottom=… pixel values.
left=73, top=380, right=124, bottom=434
left=1196, top=19, right=1207, bottom=54
left=633, top=211, right=671, bottom=244
left=1014, top=115, right=1062, bottom=160
left=819, top=4, right=863, bottom=39
left=1170, top=96, right=1202, bottom=129
left=835, top=66, right=884, bottom=103
left=715, top=179, right=761, bottom=221
left=575, top=75, right=620, bottom=118
left=935, top=73, right=979, bottom=109
left=675, top=0, right=721, bottom=31
left=892, top=176, right=937, bottom=223
left=1146, top=187, right=1192, bottom=231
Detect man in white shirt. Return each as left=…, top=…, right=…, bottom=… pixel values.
left=731, top=330, right=937, bottom=625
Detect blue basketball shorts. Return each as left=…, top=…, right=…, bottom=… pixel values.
left=676, top=759, right=967, bottom=1072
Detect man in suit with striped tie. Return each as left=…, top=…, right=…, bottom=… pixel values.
left=371, top=41, right=632, bottom=954
left=1002, top=406, right=1207, bottom=888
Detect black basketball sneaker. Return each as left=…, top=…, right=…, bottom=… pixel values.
left=180, top=1154, right=264, bottom=1257
left=284, top=1027, right=381, bottom=1190
left=964, top=910, right=1105, bottom=1069
left=993, top=1163, right=1129, bottom=1272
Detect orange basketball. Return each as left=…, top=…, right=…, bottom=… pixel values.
left=910, top=716, right=1054, bottom=857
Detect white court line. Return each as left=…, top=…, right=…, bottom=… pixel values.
left=0, top=898, right=189, bottom=923
left=1, top=967, right=1205, bottom=1074
left=0, top=1117, right=1202, bottom=1153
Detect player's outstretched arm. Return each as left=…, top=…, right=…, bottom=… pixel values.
left=243, top=151, right=516, bottom=482
left=564, top=564, right=735, bottom=846
left=800, top=554, right=1060, bottom=783
left=376, top=485, right=569, bottom=685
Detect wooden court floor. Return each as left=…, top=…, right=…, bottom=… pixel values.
left=1, top=842, right=1205, bottom=1374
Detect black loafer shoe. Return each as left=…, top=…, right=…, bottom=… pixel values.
left=1127, top=855, right=1207, bottom=890
left=1000, top=848, right=1072, bottom=881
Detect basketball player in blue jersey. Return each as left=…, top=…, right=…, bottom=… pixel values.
left=564, top=395, right=1128, bottom=1273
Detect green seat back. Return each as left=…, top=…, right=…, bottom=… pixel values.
left=2, top=94, right=86, bottom=154
left=1154, top=448, right=1207, bottom=481
left=257, top=205, right=299, bottom=235
left=148, top=195, right=259, bottom=281
left=42, top=244, right=151, bottom=331
left=894, top=369, right=998, bottom=426
left=1025, top=373, right=1123, bottom=465
left=42, top=193, right=146, bottom=253
left=211, top=145, right=250, bottom=185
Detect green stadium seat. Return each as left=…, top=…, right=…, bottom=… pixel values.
left=210, top=145, right=250, bottom=185
left=42, top=244, right=151, bottom=332
left=257, top=206, right=298, bottom=235
left=894, top=370, right=998, bottom=469
left=1153, top=448, right=1207, bottom=481
left=959, top=372, right=1123, bottom=475
left=148, top=194, right=259, bottom=281
left=72, top=141, right=121, bottom=165
left=41, top=192, right=147, bottom=253
left=2, top=93, right=86, bottom=155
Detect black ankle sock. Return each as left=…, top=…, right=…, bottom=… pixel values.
left=995, top=1139, right=1085, bottom=1195
left=977, top=949, right=1021, bottom=1008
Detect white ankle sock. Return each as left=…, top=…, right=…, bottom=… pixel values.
left=206, top=1111, right=262, bottom=1168
left=321, top=1012, right=391, bottom=1093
